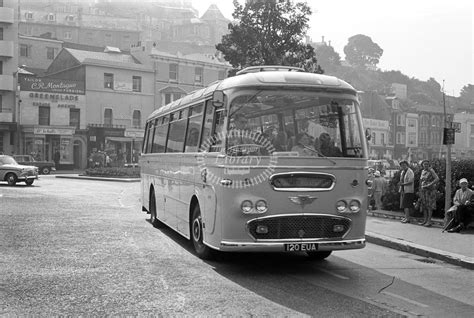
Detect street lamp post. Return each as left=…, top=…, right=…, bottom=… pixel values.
left=442, top=81, right=452, bottom=212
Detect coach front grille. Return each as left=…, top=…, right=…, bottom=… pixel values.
left=247, top=215, right=351, bottom=240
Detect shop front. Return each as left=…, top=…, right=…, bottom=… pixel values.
left=87, top=125, right=143, bottom=167
left=22, top=126, right=75, bottom=169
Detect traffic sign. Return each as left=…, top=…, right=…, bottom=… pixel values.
left=443, top=128, right=455, bottom=145
left=451, top=122, right=461, bottom=133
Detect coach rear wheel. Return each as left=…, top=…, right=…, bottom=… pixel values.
left=306, top=251, right=332, bottom=260
left=149, top=190, right=162, bottom=228
left=42, top=167, right=50, bottom=175
left=191, top=204, right=213, bottom=260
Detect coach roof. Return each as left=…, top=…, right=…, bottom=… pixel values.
left=148, top=70, right=356, bottom=120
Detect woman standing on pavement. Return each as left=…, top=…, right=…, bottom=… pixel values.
left=418, top=160, right=439, bottom=227
left=399, top=160, right=415, bottom=223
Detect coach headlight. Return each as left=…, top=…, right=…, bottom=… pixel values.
left=255, top=200, right=268, bottom=213
left=241, top=200, right=253, bottom=213
left=349, top=200, right=361, bottom=213
left=336, top=200, right=347, bottom=212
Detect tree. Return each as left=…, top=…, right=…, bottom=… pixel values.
left=460, top=84, right=474, bottom=103
left=216, top=0, right=323, bottom=74
left=343, top=34, right=383, bottom=68
left=314, top=44, right=341, bottom=71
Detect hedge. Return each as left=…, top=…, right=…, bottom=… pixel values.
left=84, top=166, right=140, bottom=178
left=382, top=158, right=474, bottom=218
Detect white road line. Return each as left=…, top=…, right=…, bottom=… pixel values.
left=317, top=268, right=349, bottom=280
left=118, top=190, right=125, bottom=207
left=382, top=291, right=430, bottom=308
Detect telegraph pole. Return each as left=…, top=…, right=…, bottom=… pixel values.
left=442, top=80, right=452, bottom=211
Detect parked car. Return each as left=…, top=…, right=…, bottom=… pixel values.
left=0, top=155, right=39, bottom=186
left=13, top=155, right=56, bottom=175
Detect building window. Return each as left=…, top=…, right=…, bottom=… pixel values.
left=70, top=109, right=80, bottom=129
left=169, top=64, right=178, bottom=81
left=0, top=61, right=3, bottom=74
left=132, top=110, right=141, bottom=128
left=104, top=73, right=114, bottom=89
left=218, top=70, right=226, bottom=80
left=0, top=28, right=3, bottom=41
left=66, top=15, right=74, bottom=22
left=396, top=114, right=404, bottom=126
left=20, top=44, right=30, bottom=57
left=105, top=33, right=112, bottom=45
left=46, top=47, right=56, bottom=60
left=132, top=76, right=142, bottom=92
left=164, top=93, right=182, bottom=105
left=408, top=119, right=416, bottom=128
left=64, top=31, right=72, bottom=40
left=0, top=95, right=2, bottom=111
left=194, top=67, right=203, bottom=83
left=48, top=13, right=55, bottom=21
left=25, top=12, right=33, bottom=19
left=39, top=106, right=50, bottom=126
left=104, top=108, right=113, bottom=126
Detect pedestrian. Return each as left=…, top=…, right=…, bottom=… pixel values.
left=447, top=178, right=474, bottom=233
left=398, top=160, right=415, bottom=223
left=418, top=160, right=439, bottom=227
left=372, top=170, right=387, bottom=210
left=53, top=149, right=60, bottom=168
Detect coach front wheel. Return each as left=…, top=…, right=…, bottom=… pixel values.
left=191, top=204, right=214, bottom=260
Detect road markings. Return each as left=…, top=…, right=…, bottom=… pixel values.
left=382, top=291, right=429, bottom=308
left=317, top=268, right=349, bottom=280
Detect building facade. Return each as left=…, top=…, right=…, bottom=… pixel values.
left=0, top=0, right=17, bottom=156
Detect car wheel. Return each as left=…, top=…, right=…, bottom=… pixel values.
left=41, top=167, right=50, bottom=175
left=191, top=204, right=214, bottom=260
left=6, top=173, right=17, bottom=186
left=149, top=190, right=163, bottom=228
left=306, top=251, right=332, bottom=260
left=25, top=179, right=34, bottom=186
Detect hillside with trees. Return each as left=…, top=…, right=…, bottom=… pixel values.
left=216, top=0, right=472, bottom=112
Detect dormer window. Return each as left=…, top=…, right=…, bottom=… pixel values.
left=25, top=12, right=33, bottom=20
left=47, top=13, right=55, bottom=21
left=66, top=15, right=74, bottom=22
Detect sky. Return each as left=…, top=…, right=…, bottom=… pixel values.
left=192, top=0, right=473, bottom=97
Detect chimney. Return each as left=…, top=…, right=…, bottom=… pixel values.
left=321, top=36, right=325, bottom=43
left=328, top=40, right=331, bottom=47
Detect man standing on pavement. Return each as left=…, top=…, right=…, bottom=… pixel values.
left=448, top=178, right=474, bottom=233
left=372, top=170, right=387, bottom=210
left=399, top=160, right=415, bottom=223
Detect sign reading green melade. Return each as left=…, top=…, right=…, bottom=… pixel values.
left=20, top=77, right=85, bottom=95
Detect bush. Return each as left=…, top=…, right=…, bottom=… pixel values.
left=382, top=158, right=474, bottom=218
left=84, top=166, right=140, bottom=178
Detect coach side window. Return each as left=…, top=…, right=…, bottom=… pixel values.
left=200, top=100, right=216, bottom=152
left=167, top=111, right=187, bottom=153
left=143, top=121, right=154, bottom=153
left=185, top=103, right=204, bottom=152
left=152, top=117, right=169, bottom=153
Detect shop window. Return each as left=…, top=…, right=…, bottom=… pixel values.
left=104, top=73, right=114, bottom=89
left=104, top=108, right=113, bottom=126
left=132, top=110, right=141, bottom=128
left=132, top=76, right=142, bottom=92
left=70, top=109, right=80, bottom=129
left=38, top=106, right=50, bottom=126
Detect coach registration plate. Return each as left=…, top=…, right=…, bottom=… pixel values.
left=284, top=243, right=318, bottom=252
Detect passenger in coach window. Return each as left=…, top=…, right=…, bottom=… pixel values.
left=291, top=133, right=317, bottom=156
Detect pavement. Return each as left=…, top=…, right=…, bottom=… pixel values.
left=52, top=170, right=473, bottom=269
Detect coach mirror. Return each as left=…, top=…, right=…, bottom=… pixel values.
left=212, top=90, right=225, bottom=108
